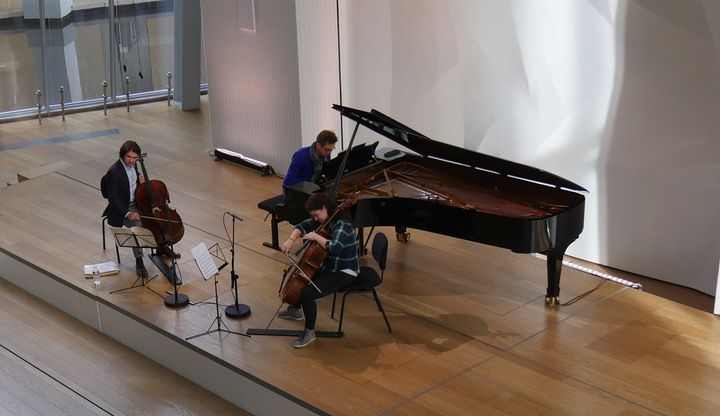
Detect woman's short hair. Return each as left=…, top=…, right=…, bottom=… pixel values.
left=305, top=192, right=337, bottom=213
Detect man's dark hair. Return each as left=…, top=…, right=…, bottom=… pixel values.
left=119, top=140, right=141, bottom=158
left=315, top=130, right=338, bottom=146
left=305, top=192, right=337, bottom=213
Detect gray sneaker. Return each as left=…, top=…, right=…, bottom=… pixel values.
left=293, top=329, right=316, bottom=348
left=278, top=306, right=303, bottom=321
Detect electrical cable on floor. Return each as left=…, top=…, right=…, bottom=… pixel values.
left=558, top=259, right=642, bottom=306
left=560, top=279, right=608, bottom=306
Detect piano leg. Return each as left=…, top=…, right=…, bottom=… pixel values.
left=262, top=213, right=281, bottom=251
left=356, top=227, right=367, bottom=256
left=545, top=247, right=566, bottom=305
left=395, top=225, right=410, bottom=242
left=354, top=227, right=377, bottom=256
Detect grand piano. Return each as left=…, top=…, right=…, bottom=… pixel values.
left=263, top=104, right=586, bottom=304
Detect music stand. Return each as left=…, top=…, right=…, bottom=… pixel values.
left=186, top=242, right=249, bottom=341
left=108, top=226, right=162, bottom=298
left=189, top=243, right=229, bottom=308
left=143, top=239, right=190, bottom=308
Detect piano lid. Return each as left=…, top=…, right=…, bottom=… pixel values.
left=332, top=104, right=587, bottom=193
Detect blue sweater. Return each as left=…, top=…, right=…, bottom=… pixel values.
left=283, top=146, right=314, bottom=187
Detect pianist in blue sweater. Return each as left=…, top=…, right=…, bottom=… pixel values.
left=282, top=130, right=337, bottom=188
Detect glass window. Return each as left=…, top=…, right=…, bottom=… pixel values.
left=0, top=0, right=201, bottom=117
left=0, top=0, right=44, bottom=112
left=113, top=0, right=174, bottom=99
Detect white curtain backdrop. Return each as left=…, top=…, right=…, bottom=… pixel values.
left=203, top=0, right=720, bottom=294
left=336, top=0, right=720, bottom=295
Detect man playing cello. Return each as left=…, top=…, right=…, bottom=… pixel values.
left=103, top=140, right=179, bottom=278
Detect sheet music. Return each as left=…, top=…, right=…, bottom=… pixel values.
left=83, top=261, right=119, bottom=277
left=191, top=242, right=219, bottom=280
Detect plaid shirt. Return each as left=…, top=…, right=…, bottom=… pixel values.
left=295, top=217, right=359, bottom=274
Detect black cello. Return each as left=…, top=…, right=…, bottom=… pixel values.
left=134, top=154, right=184, bottom=247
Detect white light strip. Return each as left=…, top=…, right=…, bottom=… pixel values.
left=562, top=259, right=643, bottom=290
left=507, top=174, right=554, bottom=188
left=216, top=148, right=268, bottom=167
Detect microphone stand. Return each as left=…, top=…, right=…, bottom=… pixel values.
left=225, top=212, right=251, bottom=318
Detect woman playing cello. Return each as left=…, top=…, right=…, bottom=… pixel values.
left=279, top=192, right=358, bottom=348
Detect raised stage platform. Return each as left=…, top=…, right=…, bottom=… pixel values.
left=1, top=103, right=719, bottom=415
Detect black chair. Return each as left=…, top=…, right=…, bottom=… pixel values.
left=102, top=215, right=107, bottom=249
left=101, top=215, right=121, bottom=262
left=331, top=232, right=392, bottom=334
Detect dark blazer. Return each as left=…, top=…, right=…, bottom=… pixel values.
left=103, top=160, right=139, bottom=227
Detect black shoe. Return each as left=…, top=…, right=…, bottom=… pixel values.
left=157, top=246, right=181, bottom=259
left=135, top=258, right=148, bottom=278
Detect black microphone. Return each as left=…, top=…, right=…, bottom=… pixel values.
left=225, top=211, right=244, bottom=221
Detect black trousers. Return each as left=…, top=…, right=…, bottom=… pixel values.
left=294, top=271, right=355, bottom=330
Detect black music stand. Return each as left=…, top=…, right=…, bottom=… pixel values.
left=108, top=226, right=163, bottom=298
left=186, top=242, right=249, bottom=341
left=142, top=240, right=189, bottom=307
left=224, top=212, right=251, bottom=318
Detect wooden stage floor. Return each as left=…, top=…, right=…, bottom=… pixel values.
left=1, top=101, right=719, bottom=415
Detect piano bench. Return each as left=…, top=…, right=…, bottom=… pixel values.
left=258, top=194, right=286, bottom=250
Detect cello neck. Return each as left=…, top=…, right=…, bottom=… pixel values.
left=314, top=197, right=354, bottom=233
left=136, top=154, right=157, bottom=207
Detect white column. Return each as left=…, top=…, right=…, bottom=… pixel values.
left=23, top=0, right=72, bottom=19
left=174, top=0, right=201, bottom=110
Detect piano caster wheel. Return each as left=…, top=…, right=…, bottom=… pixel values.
left=545, top=296, right=559, bottom=306
left=396, top=232, right=410, bottom=242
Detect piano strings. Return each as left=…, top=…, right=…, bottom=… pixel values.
left=336, top=161, right=473, bottom=210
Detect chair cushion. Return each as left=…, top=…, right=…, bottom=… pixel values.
left=342, top=266, right=381, bottom=291
left=258, top=194, right=285, bottom=213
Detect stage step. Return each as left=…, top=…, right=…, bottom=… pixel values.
left=17, top=160, right=72, bottom=182
left=3, top=174, right=17, bottom=187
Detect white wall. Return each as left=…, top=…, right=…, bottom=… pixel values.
left=203, top=0, right=720, bottom=295
left=339, top=0, right=614, bottom=263
left=600, top=0, right=720, bottom=295
left=295, top=2, right=341, bottom=148
left=335, top=0, right=720, bottom=295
